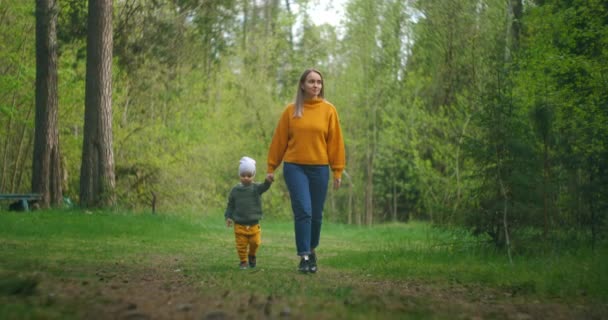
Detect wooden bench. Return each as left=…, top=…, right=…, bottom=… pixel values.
left=0, top=193, right=42, bottom=211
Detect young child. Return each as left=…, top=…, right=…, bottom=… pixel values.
left=225, top=156, right=273, bottom=269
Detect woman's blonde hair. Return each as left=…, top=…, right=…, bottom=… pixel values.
left=294, top=68, right=324, bottom=118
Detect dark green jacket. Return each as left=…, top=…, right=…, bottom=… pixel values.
left=224, top=180, right=271, bottom=225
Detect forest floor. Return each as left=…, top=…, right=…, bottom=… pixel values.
left=2, top=212, right=606, bottom=319
left=22, top=257, right=606, bottom=320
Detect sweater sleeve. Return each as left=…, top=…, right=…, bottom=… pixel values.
left=327, top=107, right=346, bottom=179
left=224, top=189, right=235, bottom=220
left=256, top=180, right=272, bottom=194
left=267, top=106, right=291, bottom=173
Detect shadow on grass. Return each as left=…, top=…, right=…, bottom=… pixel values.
left=0, top=274, right=38, bottom=296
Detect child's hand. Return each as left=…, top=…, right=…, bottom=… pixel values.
left=266, top=173, right=274, bottom=183
left=226, top=218, right=233, bottom=227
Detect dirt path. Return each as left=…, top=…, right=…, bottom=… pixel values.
left=34, top=261, right=606, bottom=320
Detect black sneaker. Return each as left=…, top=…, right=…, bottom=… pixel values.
left=248, top=255, right=257, bottom=268
left=298, top=257, right=311, bottom=273
left=309, top=252, right=317, bottom=273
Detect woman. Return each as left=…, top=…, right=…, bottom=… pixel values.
left=266, top=68, right=346, bottom=273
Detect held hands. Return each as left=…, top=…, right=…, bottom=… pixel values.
left=226, top=218, right=234, bottom=227
left=266, top=173, right=275, bottom=183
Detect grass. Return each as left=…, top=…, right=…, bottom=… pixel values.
left=0, top=209, right=606, bottom=319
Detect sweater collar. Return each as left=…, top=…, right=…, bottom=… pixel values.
left=304, top=97, right=324, bottom=105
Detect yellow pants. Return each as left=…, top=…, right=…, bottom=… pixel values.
left=234, top=223, right=261, bottom=262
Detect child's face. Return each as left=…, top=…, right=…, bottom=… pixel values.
left=240, top=172, right=254, bottom=185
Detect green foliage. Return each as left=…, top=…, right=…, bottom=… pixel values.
left=511, top=0, right=608, bottom=244
left=1, top=0, right=606, bottom=255
left=398, top=0, right=509, bottom=226
left=57, top=43, right=86, bottom=200
left=392, top=0, right=608, bottom=249
left=57, top=0, right=87, bottom=46
left=0, top=0, right=36, bottom=193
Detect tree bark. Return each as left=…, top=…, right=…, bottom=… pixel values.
left=392, top=178, right=397, bottom=222
left=365, top=148, right=374, bottom=225
left=33, top=0, right=62, bottom=207
left=496, top=146, right=513, bottom=265
left=80, top=0, right=116, bottom=208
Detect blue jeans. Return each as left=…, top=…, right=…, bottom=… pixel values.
left=283, top=162, right=329, bottom=256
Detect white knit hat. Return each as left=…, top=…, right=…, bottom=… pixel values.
left=239, top=156, right=256, bottom=176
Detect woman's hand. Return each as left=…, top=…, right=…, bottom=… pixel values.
left=266, top=173, right=275, bottom=183
left=333, top=178, right=341, bottom=190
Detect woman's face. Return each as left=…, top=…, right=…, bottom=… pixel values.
left=301, top=71, right=323, bottom=99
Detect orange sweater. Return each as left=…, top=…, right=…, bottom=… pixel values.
left=267, top=98, right=346, bottom=179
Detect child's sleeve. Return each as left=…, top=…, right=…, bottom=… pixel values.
left=224, top=189, right=235, bottom=219
left=257, top=180, right=272, bottom=194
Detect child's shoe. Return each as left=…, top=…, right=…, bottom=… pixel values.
left=239, top=261, right=248, bottom=270
left=248, top=255, right=257, bottom=268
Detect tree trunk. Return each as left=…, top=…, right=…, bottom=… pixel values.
left=241, top=0, right=249, bottom=50
left=33, top=0, right=62, bottom=207
left=342, top=170, right=354, bottom=225
left=391, top=177, right=397, bottom=222
left=365, top=99, right=376, bottom=226
left=588, top=158, right=596, bottom=251
left=80, top=0, right=116, bottom=208
left=14, top=120, right=34, bottom=192
left=365, top=150, right=374, bottom=225
left=497, top=148, right=513, bottom=265
left=348, top=184, right=353, bottom=224
left=510, top=0, right=523, bottom=51
left=543, top=138, right=550, bottom=238
left=283, top=0, right=294, bottom=49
